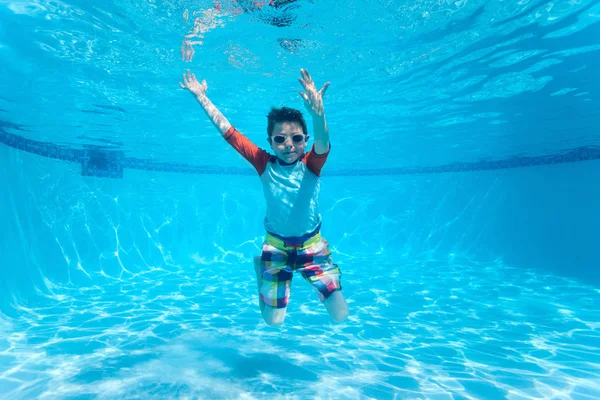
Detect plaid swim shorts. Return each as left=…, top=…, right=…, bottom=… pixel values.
left=259, top=230, right=342, bottom=309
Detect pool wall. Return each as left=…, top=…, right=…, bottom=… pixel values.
left=1, top=143, right=598, bottom=315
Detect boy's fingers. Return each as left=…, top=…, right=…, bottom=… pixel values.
left=298, top=90, right=308, bottom=101
left=300, top=68, right=310, bottom=82
left=182, top=73, right=188, bottom=84
left=304, top=69, right=312, bottom=82
left=320, top=82, right=330, bottom=97
left=298, top=78, right=307, bottom=88
left=179, top=82, right=186, bottom=89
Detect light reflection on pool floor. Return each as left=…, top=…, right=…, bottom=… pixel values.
left=1, top=257, right=599, bottom=399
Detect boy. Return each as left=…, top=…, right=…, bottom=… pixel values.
left=180, top=69, right=349, bottom=325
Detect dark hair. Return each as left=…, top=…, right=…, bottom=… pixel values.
left=266, top=106, right=308, bottom=136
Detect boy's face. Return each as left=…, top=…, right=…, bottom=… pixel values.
left=268, top=121, right=308, bottom=163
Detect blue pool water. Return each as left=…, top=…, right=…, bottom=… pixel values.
left=1, top=0, right=600, bottom=399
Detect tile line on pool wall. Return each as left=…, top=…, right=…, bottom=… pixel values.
left=1, top=128, right=599, bottom=179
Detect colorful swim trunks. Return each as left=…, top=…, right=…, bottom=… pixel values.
left=259, top=230, right=342, bottom=309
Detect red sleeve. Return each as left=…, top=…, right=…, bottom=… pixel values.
left=223, top=126, right=272, bottom=175
left=303, top=143, right=331, bottom=176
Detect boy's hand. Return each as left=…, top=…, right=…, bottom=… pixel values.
left=298, top=69, right=330, bottom=118
left=179, top=69, right=207, bottom=97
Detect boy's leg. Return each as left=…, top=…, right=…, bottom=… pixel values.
left=324, top=290, right=349, bottom=323
left=262, top=305, right=287, bottom=326
left=298, top=238, right=349, bottom=323
left=254, top=255, right=288, bottom=326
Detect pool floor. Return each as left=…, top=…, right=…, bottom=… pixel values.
left=1, top=257, right=599, bottom=399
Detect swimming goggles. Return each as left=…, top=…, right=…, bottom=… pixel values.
left=272, top=134, right=305, bottom=144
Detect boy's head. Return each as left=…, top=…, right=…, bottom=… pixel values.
left=266, top=106, right=309, bottom=164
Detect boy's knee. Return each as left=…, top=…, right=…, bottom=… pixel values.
left=263, top=316, right=285, bottom=326
left=324, top=290, right=349, bottom=323
left=262, top=307, right=286, bottom=326
left=330, top=306, right=349, bottom=323
left=262, top=314, right=285, bottom=326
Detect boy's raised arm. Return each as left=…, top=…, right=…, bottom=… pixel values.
left=180, top=69, right=271, bottom=174
left=180, top=69, right=231, bottom=136
left=298, top=68, right=330, bottom=155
